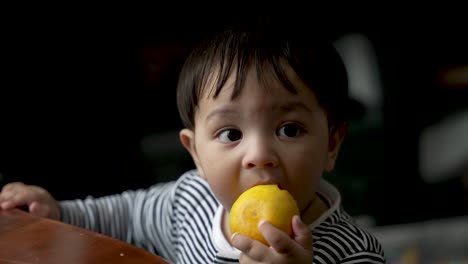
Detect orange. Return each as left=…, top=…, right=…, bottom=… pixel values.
left=229, top=184, right=300, bottom=246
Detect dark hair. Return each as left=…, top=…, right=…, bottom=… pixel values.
left=176, top=17, right=350, bottom=130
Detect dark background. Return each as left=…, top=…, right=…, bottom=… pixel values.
left=1, top=11, right=467, bottom=227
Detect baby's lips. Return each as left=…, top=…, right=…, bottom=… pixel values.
left=247, top=181, right=283, bottom=191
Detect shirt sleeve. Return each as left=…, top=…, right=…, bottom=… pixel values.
left=59, top=180, right=177, bottom=254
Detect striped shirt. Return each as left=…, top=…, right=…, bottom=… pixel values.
left=59, top=169, right=385, bottom=263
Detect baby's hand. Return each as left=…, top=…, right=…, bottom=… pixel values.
left=0, top=182, right=60, bottom=220
left=231, top=215, right=313, bottom=263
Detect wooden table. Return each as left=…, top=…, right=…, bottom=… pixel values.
left=0, top=209, right=169, bottom=264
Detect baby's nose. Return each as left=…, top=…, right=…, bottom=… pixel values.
left=242, top=139, right=279, bottom=169
left=245, top=159, right=277, bottom=169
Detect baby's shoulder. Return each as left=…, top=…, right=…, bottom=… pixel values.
left=172, top=169, right=217, bottom=204
left=175, top=169, right=210, bottom=192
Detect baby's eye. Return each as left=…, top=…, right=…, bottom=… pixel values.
left=278, top=123, right=304, bottom=138
left=218, top=129, right=243, bottom=143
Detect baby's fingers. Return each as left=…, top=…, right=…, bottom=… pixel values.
left=292, top=215, right=313, bottom=251
left=1, top=183, right=37, bottom=209
left=0, top=182, right=24, bottom=202
left=257, top=219, right=293, bottom=254
left=1, top=182, right=25, bottom=192
left=260, top=216, right=313, bottom=254
left=1, top=192, right=32, bottom=209
left=231, top=232, right=270, bottom=262
left=0, top=183, right=59, bottom=219
left=260, top=217, right=314, bottom=262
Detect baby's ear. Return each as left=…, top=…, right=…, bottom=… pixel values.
left=325, top=123, right=348, bottom=172
left=179, top=129, right=205, bottom=178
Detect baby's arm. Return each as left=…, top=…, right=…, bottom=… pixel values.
left=0, top=182, right=60, bottom=220
left=58, top=180, right=176, bottom=250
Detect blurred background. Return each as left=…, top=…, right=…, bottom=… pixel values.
left=1, top=9, right=467, bottom=263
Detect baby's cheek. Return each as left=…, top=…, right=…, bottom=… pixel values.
left=203, top=172, right=235, bottom=203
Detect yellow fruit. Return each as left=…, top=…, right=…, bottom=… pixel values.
left=229, top=184, right=300, bottom=246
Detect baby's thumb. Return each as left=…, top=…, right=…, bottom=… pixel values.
left=29, top=201, right=59, bottom=219
left=292, top=215, right=313, bottom=250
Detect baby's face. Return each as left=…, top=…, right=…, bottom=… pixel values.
left=185, top=66, right=341, bottom=216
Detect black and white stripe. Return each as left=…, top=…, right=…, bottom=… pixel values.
left=60, top=170, right=385, bottom=263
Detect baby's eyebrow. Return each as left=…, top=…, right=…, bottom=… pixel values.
left=205, top=102, right=311, bottom=122
left=205, top=108, right=239, bottom=122
left=278, top=102, right=312, bottom=113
